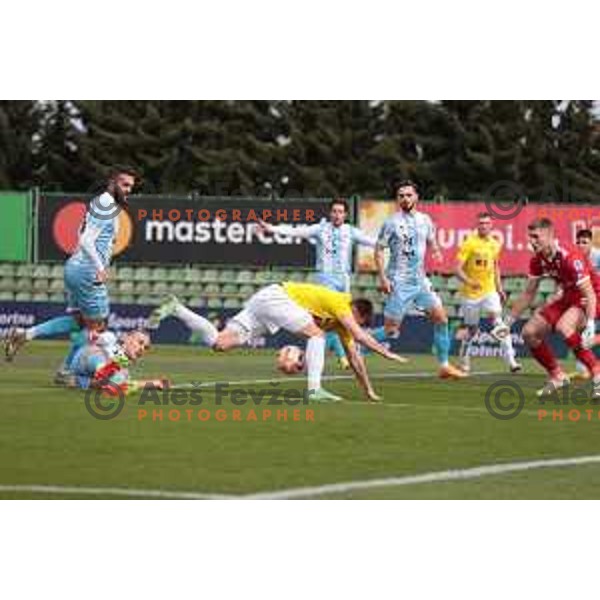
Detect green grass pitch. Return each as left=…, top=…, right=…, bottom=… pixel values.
left=1, top=341, right=599, bottom=499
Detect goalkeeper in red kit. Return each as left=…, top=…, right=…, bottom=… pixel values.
left=508, top=218, right=600, bottom=398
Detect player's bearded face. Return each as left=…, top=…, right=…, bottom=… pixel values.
left=114, top=174, right=135, bottom=200
left=396, top=188, right=418, bottom=212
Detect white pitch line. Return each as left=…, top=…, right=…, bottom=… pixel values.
left=171, top=370, right=497, bottom=389
left=5, top=454, right=599, bottom=499
left=244, top=454, right=600, bottom=499
left=0, top=485, right=233, bottom=500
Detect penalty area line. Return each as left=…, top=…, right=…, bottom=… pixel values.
left=244, top=454, right=600, bottom=499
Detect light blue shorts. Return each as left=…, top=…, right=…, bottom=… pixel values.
left=64, top=259, right=110, bottom=320
left=384, top=278, right=442, bottom=323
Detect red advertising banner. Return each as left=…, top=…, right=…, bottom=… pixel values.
left=357, top=201, right=600, bottom=275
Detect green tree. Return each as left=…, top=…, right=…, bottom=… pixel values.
left=0, top=101, right=38, bottom=189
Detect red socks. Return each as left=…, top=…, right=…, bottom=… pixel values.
left=530, top=341, right=560, bottom=376
left=565, top=333, right=599, bottom=376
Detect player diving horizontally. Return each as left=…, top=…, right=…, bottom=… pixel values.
left=258, top=198, right=387, bottom=368
left=508, top=218, right=600, bottom=397
left=455, top=211, right=521, bottom=374
left=59, top=329, right=165, bottom=395
left=150, top=282, right=408, bottom=403
left=374, top=180, right=466, bottom=379
left=4, top=166, right=138, bottom=377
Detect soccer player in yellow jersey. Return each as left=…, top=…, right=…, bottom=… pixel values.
left=150, top=283, right=407, bottom=403
left=455, top=212, right=521, bottom=374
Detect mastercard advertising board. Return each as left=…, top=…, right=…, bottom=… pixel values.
left=37, top=194, right=331, bottom=267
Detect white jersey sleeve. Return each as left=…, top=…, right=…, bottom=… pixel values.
left=269, top=223, right=322, bottom=239
left=351, top=226, right=376, bottom=248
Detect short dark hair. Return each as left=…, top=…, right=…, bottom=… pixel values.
left=477, top=212, right=492, bottom=220
left=351, top=298, right=374, bottom=327
left=391, top=179, right=420, bottom=199
left=329, top=198, right=349, bottom=213
left=108, top=164, right=139, bottom=182
left=577, top=228, right=593, bottom=241
left=528, top=218, right=553, bottom=231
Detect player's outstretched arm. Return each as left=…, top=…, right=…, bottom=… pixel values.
left=339, top=336, right=381, bottom=402
left=351, top=227, right=377, bottom=248
left=338, top=314, right=408, bottom=364
left=257, top=219, right=319, bottom=239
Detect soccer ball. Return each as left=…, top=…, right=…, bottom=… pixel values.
left=276, top=345, right=305, bottom=375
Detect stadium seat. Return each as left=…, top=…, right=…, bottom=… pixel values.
left=446, top=276, right=460, bottom=291
left=223, top=298, right=242, bottom=309
left=118, top=281, right=134, bottom=293
left=16, top=265, right=34, bottom=277
left=539, top=279, right=556, bottom=293
left=117, top=267, right=134, bottom=281
left=116, top=295, right=134, bottom=304
left=0, top=277, right=15, bottom=291
left=236, top=270, right=253, bottom=283
left=221, top=283, right=238, bottom=295
left=238, top=284, right=255, bottom=296
left=0, top=290, right=14, bottom=300
left=150, top=267, right=167, bottom=281
left=34, top=265, right=50, bottom=278
left=49, top=293, right=64, bottom=303
left=152, top=282, right=169, bottom=296
left=50, top=265, right=64, bottom=279
left=49, top=278, right=65, bottom=292
left=183, top=269, right=202, bottom=283
left=33, top=292, right=49, bottom=302
left=201, top=269, right=219, bottom=282
left=16, top=277, right=33, bottom=291
left=254, top=270, right=271, bottom=284
left=0, top=264, right=15, bottom=277
left=134, top=282, right=152, bottom=294
left=207, top=297, right=222, bottom=309
left=170, top=282, right=186, bottom=295
left=218, top=270, right=235, bottom=282
left=15, top=292, right=32, bottom=302
left=134, top=267, right=151, bottom=281
left=33, top=278, right=49, bottom=291
left=203, top=283, right=220, bottom=295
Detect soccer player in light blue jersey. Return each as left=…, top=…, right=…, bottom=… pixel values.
left=374, top=180, right=466, bottom=379
left=258, top=199, right=386, bottom=367
left=259, top=199, right=375, bottom=293
left=4, top=166, right=137, bottom=369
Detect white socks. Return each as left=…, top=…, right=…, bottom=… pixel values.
left=174, top=303, right=218, bottom=347
left=493, top=317, right=517, bottom=367
left=306, top=335, right=326, bottom=391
